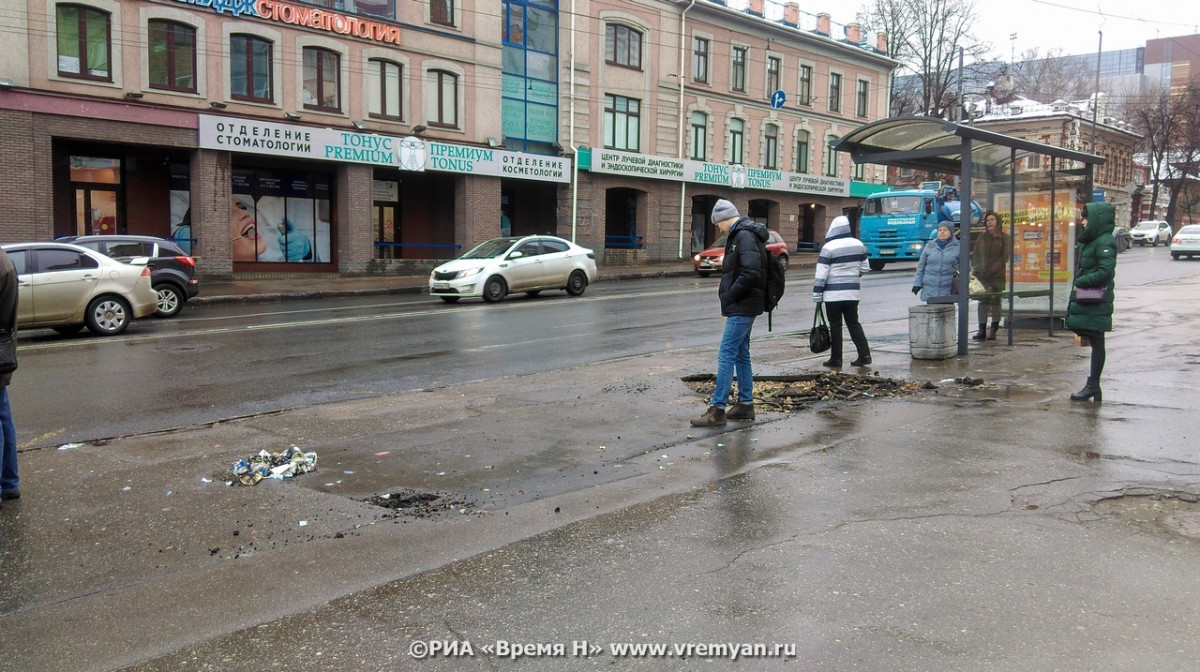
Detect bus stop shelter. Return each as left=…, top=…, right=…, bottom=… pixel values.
left=831, top=117, right=1106, bottom=355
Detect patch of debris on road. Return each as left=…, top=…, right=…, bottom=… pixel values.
left=682, top=371, right=926, bottom=412
left=362, top=489, right=478, bottom=519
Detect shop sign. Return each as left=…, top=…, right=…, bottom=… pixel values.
left=198, top=115, right=569, bottom=183
left=173, top=0, right=401, bottom=45
left=592, top=148, right=849, bottom=197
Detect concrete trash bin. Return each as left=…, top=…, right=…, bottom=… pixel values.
left=909, top=304, right=957, bottom=360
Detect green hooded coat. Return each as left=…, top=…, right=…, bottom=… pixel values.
left=1066, top=202, right=1117, bottom=334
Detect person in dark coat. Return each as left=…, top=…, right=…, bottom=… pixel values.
left=971, top=211, right=1010, bottom=340
left=0, top=246, right=18, bottom=509
left=1065, top=201, right=1117, bottom=402
left=691, top=198, right=769, bottom=427
left=912, top=223, right=960, bottom=302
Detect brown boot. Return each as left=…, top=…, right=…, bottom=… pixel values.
left=988, top=323, right=999, bottom=340
left=690, top=406, right=727, bottom=427
left=972, top=325, right=987, bottom=340
left=727, top=402, right=755, bottom=421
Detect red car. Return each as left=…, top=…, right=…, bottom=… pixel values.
left=693, top=229, right=789, bottom=277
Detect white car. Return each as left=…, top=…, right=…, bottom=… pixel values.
left=3, top=242, right=158, bottom=336
left=1170, top=224, right=1200, bottom=260
left=429, top=235, right=598, bottom=303
left=1130, top=220, right=1172, bottom=246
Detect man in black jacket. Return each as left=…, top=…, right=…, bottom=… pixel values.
left=691, top=199, right=770, bottom=427
left=0, top=246, right=18, bottom=509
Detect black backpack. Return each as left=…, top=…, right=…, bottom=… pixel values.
left=759, top=238, right=786, bottom=330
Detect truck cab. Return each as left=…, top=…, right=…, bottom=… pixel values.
left=859, top=182, right=981, bottom=271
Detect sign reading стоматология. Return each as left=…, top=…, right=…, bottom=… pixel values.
left=197, top=115, right=570, bottom=183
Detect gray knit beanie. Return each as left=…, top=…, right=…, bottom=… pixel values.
left=711, top=199, right=739, bottom=223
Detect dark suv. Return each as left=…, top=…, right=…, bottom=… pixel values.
left=58, top=235, right=199, bottom=317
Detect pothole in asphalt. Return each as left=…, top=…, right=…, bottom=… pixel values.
left=1093, top=492, right=1200, bottom=540
left=362, top=489, right=477, bottom=519
left=681, top=371, right=928, bottom=411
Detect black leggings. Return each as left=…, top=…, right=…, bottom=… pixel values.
left=1077, top=330, right=1106, bottom=381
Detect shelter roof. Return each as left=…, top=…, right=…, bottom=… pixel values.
left=832, top=116, right=1106, bottom=178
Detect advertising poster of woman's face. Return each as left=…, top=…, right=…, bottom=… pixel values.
left=232, top=197, right=265, bottom=261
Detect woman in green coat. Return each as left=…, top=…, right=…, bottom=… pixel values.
left=1065, top=202, right=1117, bottom=402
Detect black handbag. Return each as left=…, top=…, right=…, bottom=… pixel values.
left=809, top=304, right=831, bottom=354
left=0, top=330, right=16, bottom=375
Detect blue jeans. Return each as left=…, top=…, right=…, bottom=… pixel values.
left=0, top=387, right=16, bottom=493
left=710, top=315, right=755, bottom=409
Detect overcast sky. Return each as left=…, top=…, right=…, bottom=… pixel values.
left=835, top=0, right=1200, bottom=61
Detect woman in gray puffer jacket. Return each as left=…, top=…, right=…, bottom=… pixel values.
left=912, top=223, right=960, bottom=302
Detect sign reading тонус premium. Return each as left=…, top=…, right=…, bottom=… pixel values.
left=198, top=115, right=569, bottom=183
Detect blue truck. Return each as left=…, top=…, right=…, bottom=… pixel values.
left=858, top=183, right=982, bottom=271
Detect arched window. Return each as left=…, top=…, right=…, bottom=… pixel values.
left=763, top=124, right=778, bottom=170
left=148, top=20, right=196, bottom=93
left=795, top=130, right=810, bottom=173
left=431, top=69, right=458, bottom=128
left=690, top=111, right=707, bottom=161
left=231, top=34, right=273, bottom=103
left=56, top=4, right=111, bottom=81
left=368, top=58, right=403, bottom=120
left=303, top=47, right=341, bottom=112
left=824, top=135, right=839, bottom=176
left=728, top=119, right=744, bottom=165
left=605, top=24, right=642, bottom=69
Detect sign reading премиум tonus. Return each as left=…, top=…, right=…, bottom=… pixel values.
left=197, top=115, right=570, bottom=183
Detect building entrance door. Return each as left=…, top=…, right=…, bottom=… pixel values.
left=74, top=187, right=120, bottom=236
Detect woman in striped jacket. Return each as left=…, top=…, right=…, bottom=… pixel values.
left=813, top=216, right=872, bottom=367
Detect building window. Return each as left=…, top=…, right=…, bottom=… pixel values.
left=731, top=46, right=746, bottom=92
left=728, top=118, right=744, bottom=165
left=56, top=4, right=111, bottom=81
left=856, top=79, right=869, bottom=117
left=824, top=135, right=838, bottom=176
left=368, top=58, right=402, bottom=120
left=605, top=24, right=641, bottom=69
left=853, top=161, right=865, bottom=179
left=303, top=47, right=340, bottom=112
left=231, top=34, right=273, bottom=103
left=795, top=131, right=809, bottom=173
left=431, top=69, right=458, bottom=127
left=690, top=111, right=707, bottom=161
left=604, top=94, right=640, bottom=151
left=431, top=0, right=454, bottom=27
left=766, top=56, right=781, bottom=95
left=148, top=20, right=196, bottom=93
left=693, top=37, right=709, bottom=83
left=763, top=124, right=778, bottom=170
left=798, top=64, right=812, bottom=105
left=829, top=73, right=842, bottom=113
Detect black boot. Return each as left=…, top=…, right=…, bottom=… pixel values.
left=972, top=324, right=987, bottom=340
left=1070, top=378, right=1102, bottom=402
left=988, top=323, right=999, bottom=340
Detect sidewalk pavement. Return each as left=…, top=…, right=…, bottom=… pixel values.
left=3, top=259, right=1197, bottom=672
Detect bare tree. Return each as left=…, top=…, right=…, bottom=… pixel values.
left=1124, top=84, right=1182, bottom=218
left=1165, top=81, right=1200, bottom=226
left=1011, top=48, right=1095, bottom=102
left=858, top=0, right=990, bottom=118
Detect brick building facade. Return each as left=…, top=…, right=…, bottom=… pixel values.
left=0, top=0, right=894, bottom=279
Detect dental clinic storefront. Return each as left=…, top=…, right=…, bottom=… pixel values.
left=192, top=114, right=570, bottom=276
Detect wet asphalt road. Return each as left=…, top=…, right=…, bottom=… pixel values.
left=3, top=246, right=1197, bottom=672
left=13, top=247, right=1186, bottom=449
